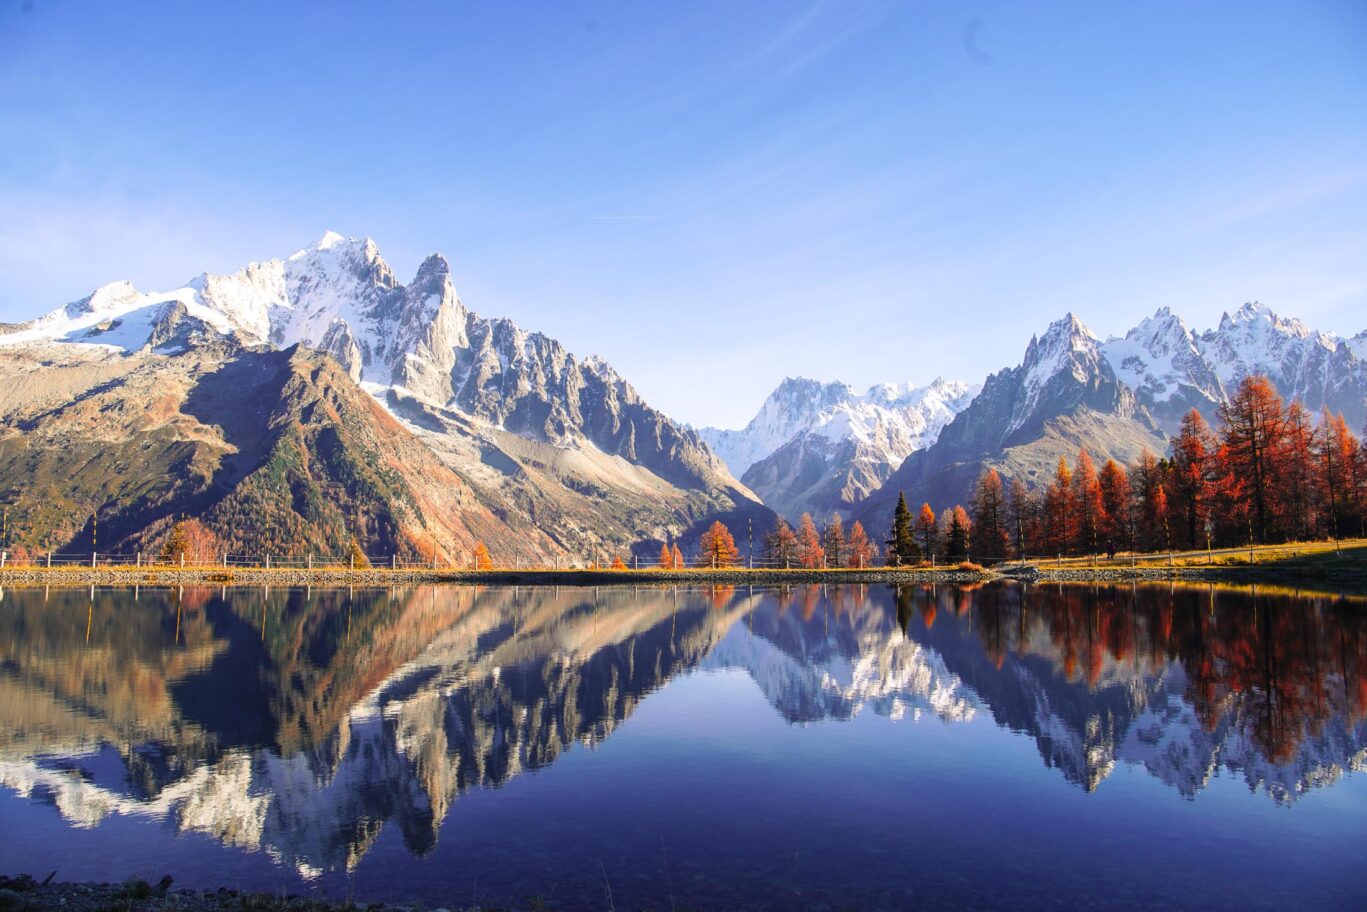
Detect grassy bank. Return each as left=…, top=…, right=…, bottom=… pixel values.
left=1019, top=538, right=1367, bottom=591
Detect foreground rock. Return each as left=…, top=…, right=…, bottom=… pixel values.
left=0, top=873, right=435, bottom=911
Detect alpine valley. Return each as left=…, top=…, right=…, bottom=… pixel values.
left=2, top=231, right=1365, bottom=557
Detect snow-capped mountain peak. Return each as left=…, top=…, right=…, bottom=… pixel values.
left=1099, top=306, right=1221, bottom=412
left=314, top=229, right=350, bottom=251
left=1217, top=300, right=1312, bottom=339
left=698, top=374, right=976, bottom=519
left=698, top=375, right=974, bottom=480
left=0, top=232, right=757, bottom=506
left=1010, top=313, right=1112, bottom=431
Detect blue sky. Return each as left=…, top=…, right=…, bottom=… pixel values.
left=2, top=1, right=1365, bottom=427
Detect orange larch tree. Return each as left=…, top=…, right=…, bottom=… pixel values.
left=1044, top=457, right=1074, bottom=555
left=1277, top=400, right=1316, bottom=541
left=1169, top=409, right=1215, bottom=549
left=764, top=519, right=799, bottom=567
left=915, top=502, right=939, bottom=560
left=473, top=541, right=493, bottom=570
left=1315, top=409, right=1360, bottom=540
left=1098, top=459, right=1131, bottom=551
left=846, top=520, right=876, bottom=568
left=822, top=516, right=846, bottom=568
left=1071, top=450, right=1104, bottom=555
left=698, top=520, right=740, bottom=568
left=1217, top=375, right=1286, bottom=543
left=796, top=512, right=826, bottom=568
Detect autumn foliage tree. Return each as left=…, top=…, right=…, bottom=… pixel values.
left=698, top=520, right=740, bottom=568
left=846, top=520, right=876, bottom=568
left=1315, top=409, right=1362, bottom=539
left=862, top=376, right=1362, bottom=561
left=1278, top=400, right=1317, bottom=541
left=915, top=502, right=938, bottom=562
left=796, top=512, right=826, bottom=568
left=1169, top=409, right=1214, bottom=549
left=943, top=506, right=971, bottom=561
left=1098, top=459, right=1131, bottom=550
left=473, top=541, right=493, bottom=570
left=658, top=542, right=675, bottom=569
left=1071, top=451, right=1104, bottom=554
left=159, top=521, right=190, bottom=564
left=1043, top=458, right=1074, bottom=555
left=1218, top=376, right=1286, bottom=543
left=764, top=519, right=799, bottom=567
left=822, top=516, right=846, bottom=568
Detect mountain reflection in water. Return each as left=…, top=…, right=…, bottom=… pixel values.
left=0, top=582, right=1364, bottom=893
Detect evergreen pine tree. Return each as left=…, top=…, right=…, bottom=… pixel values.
left=886, top=492, right=920, bottom=566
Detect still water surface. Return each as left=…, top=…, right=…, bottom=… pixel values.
left=0, top=582, right=1364, bottom=910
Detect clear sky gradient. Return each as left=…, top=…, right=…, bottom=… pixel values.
left=2, top=1, right=1365, bottom=427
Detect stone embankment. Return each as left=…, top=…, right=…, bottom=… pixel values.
left=0, top=565, right=996, bottom=588
left=0, top=562, right=1353, bottom=590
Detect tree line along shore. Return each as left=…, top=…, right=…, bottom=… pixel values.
left=0, top=376, right=1363, bottom=579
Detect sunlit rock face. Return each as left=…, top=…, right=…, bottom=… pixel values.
left=856, top=314, right=1167, bottom=531
left=1, top=583, right=1364, bottom=877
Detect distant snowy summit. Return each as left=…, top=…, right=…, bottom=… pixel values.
left=1101, top=301, right=1367, bottom=431
left=698, top=376, right=977, bottom=521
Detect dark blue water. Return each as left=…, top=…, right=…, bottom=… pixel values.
left=1, top=583, right=1364, bottom=910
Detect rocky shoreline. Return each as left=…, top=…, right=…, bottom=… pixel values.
left=0, top=874, right=436, bottom=911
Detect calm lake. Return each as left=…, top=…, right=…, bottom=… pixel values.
left=1, top=582, right=1364, bottom=910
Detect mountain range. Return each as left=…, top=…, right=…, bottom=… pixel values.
left=1, top=231, right=1365, bottom=551
left=0, top=233, right=771, bottom=560
left=853, top=305, right=1367, bottom=532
